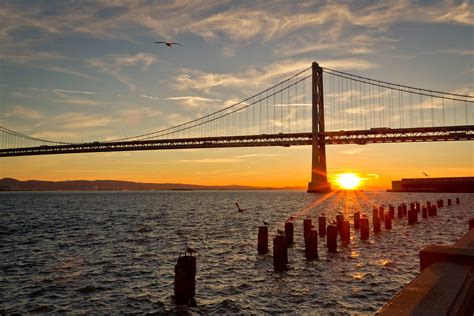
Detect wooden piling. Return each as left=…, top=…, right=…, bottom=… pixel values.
left=303, top=218, right=312, bottom=240
left=408, top=209, right=416, bottom=225
left=285, top=221, right=294, bottom=245
left=341, top=220, right=350, bottom=243
left=257, top=226, right=269, bottom=254
left=327, top=224, right=337, bottom=253
left=447, top=199, right=451, bottom=206
left=373, top=208, right=381, bottom=233
left=388, top=206, right=395, bottom=219
left=360, top=217, right=369, bottom=240
left=174, top=255, right=197, bottom=305
left=305, top=229, right=318, bottom=260
left=336, top=214, right=344, bottom=236
left=397, top=205, right=403, bottom=218
left=384, top=213, right=392, bottom=230
left=379, top=206, right=385, bottom=222
left=456, top=197, right=460, bottom=204
left=273, top=235, right=288, bottom=271
left=318, top=216, right=326, bottom=237
left=422, top=206, right=428, bottom=219
left=353, top=211, right=360, bottom=230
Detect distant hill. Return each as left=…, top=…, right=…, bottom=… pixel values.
left=0, top=178, right=303, bottom=191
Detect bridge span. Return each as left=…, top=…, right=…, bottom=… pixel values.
left=1, top=125, right=472, bottom=158
left=1, top=62, right=473, bottom=192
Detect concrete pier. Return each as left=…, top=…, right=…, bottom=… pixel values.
left=378, top=228, right=474, bottom=315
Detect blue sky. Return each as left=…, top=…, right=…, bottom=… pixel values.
left=0, top=0, right=472, bottom=187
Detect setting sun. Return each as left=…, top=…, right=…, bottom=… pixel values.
left=336, top=173, right=362, bottom=190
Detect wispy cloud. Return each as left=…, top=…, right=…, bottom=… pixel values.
left=51, top=112, right=116, bottom=129
left=172, top=58, right=375, bottom=93
left=87, top=53, right=157, bottom=90
left=3, top=105, right=43, bottom=120
left=52, top=89, right=96, bottom=95
left=140, top=94, right=160, bottom=100
left=165, top=96, right=222, bottom=108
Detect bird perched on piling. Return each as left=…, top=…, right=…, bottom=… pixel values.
left=184, top=243, right=197, bottom=256
left=277, top=229, right=284, bottom=235
left=155, top=41, right=183, bottom=47
left=263, top=221, right=269, bottom=226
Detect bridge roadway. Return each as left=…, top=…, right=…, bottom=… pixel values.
left=1, top=125, right=473, bottom=157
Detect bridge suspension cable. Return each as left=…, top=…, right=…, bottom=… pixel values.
left=322, top=67, right=473, bottom=131
left=1, top=62, right=473, bottom=151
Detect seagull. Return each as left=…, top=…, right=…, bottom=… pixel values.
left=263, top=221, right=269, bottom=226
left=185, top=243, right=197, bottom=256
left=277, top=229, right=284, bottom=235
left=235, top=202, right=247, bottom=212
left=155, top=41, right=183, bottom=47
left=422, top=171, right=429, bottom=177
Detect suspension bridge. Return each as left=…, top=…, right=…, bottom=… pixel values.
left=1, top=62, right=473, bottom=192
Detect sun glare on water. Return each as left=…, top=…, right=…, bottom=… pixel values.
left=336, top=173, right=362, bottom=190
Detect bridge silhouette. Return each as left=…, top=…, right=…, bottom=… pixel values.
left=1, top=62, right=473, bottom=192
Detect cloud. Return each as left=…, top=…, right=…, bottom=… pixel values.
left=3, top=106, right=43, bottom=120
left=52, top=89, right=96, bottom=95
left=424, top=49, right=474, bottom=56
left=172, top=58, right=375, bottom=94
left=87, top=53, right=157, bottom=90
left=165, top=96, right=222, bottom=108
left=51, top=112, right=116, bottom=129
left=140, top=94, right=160, bottom=100
left=119, top=107, right=163, bottom=126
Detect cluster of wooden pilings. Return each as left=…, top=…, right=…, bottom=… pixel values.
left=257, top=196, right=461, bottom=272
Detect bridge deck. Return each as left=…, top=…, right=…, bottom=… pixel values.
left=0, top=126, right=472, bottom=157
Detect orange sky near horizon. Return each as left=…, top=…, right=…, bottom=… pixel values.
left=1, top=140, right=472, bottom=190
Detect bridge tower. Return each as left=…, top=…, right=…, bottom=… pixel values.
left=307, top=62, right=331, bottom=193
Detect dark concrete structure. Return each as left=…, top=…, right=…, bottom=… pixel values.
left=391, top=177, right=474, bottom=193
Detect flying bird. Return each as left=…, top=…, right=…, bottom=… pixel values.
left=235, top=202, right=247, bottom=212
left=422, top=171, right=429, bottom=177
left=155, top=41, right=183, bottom=47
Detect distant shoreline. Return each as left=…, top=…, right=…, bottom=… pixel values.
left=0, top=178, right=304, bottom=192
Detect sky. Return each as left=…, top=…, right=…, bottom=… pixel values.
left=0, top=0, right=472, bottom=189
